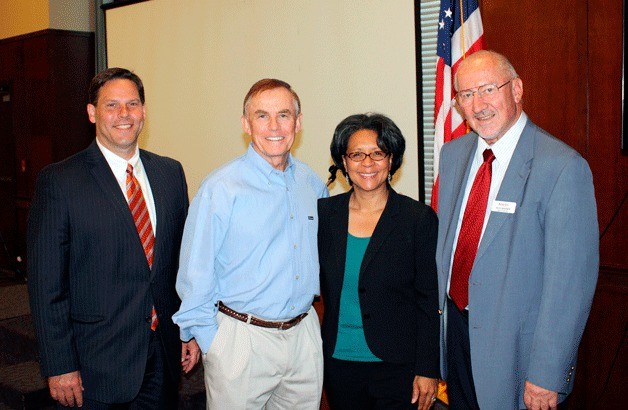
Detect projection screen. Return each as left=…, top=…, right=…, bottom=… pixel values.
left=105, top=0, right=419, bottom=198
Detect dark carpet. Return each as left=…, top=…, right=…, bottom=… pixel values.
left=0, top=278, right=205, bottom=410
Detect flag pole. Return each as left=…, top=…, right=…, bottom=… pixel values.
left=459, top=0, right=466, bottom=59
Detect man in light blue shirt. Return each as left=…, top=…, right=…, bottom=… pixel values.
left=173, top=79, right=328, bottom=409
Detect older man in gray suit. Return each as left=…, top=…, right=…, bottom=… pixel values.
left=436, top=50, right=598, bottom=410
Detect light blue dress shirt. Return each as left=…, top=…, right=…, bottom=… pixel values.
left=173, top=145, right=328, bottom=352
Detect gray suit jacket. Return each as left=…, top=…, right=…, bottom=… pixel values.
left=436, top=120, right=598, bottom=409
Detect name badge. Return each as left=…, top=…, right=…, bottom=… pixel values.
left=491, top=200, right=517, bottom=214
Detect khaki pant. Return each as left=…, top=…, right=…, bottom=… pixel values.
left=202, top=306, right=323, bottom=409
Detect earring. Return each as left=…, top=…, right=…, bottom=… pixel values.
left=345, top=174, right=351, bottom=185
left=387, top=173, right=392, bottom=183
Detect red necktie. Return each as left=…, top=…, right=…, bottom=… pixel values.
left=449, top=149, right=496, bottom=311
left=126, top=164, right=158, bottom=330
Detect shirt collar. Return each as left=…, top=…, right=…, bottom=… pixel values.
left=245, top=143, right=295, bottom=179
left=476, top=111, right=528, bottom=162
left=96, top=138, right=140, bottom=173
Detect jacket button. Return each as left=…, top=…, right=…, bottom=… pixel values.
left=145, top=316, right=152, bottom=323
left=358, top=287, right=366, bottom=293
left=363, top=313, right=370, bottom=319
left=438, top=309, right=443, bottom=315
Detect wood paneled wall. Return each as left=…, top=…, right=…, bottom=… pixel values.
left=0, top=30, right=94, bottom=276
left=480, top=0, right=627, bottom=407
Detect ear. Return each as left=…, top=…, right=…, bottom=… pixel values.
left=241, top=115, right=251, bottom=135
left=512, top=77, right=524, bottom=104
left=87, top=104, right=96, bottom=124
left=295, top=113, right=303, bottom=134
left=342, top=155, right=348, bottom=172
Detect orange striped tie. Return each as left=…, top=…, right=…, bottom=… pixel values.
left=126, top=164, right=158, bottom=330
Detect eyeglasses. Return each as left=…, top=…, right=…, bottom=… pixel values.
left=455, top=79, right=514, bottom=106
left=345, top=151, right=389, bottom=162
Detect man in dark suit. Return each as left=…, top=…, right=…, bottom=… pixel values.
left=436, top=50, right=598, bottom=409
left=27, top=68, right=200, bottom=408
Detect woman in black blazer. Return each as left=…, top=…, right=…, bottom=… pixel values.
left=318, top=113, right=440, bottom=409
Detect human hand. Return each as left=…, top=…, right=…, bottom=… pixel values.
left=411, top=375, right=439, bottom=410
left=181, top=338, right=201, bottom=373
left=524, top=380, right=559, bottom=410
left=48, top=370, right=83, bottom=407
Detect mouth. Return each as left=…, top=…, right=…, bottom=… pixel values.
left=114, top=124, right=133, bottom=130
left=358, top=172, right=378, bottom=178
left=265, top=136, right=285, bottom=141
left=474, top=110, right=494, bottom=122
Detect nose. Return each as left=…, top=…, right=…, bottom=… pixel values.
left=269, top=116, right=279, bottom=130
left=470, top=92, right=487, bottom=111
left=361, top=155, right=375, bottom=166
left=118, top=104, right=129, bottom=117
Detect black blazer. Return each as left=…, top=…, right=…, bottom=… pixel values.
left=318, top=188, right=440, bottom=377
left=27, top=141, right=188, bottom=403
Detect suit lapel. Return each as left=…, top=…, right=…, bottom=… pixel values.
left=441, top=137, right=478, bottom=276
left=360, top=189, right=401, bottom=276
left=140, top=150, right=162, bottom=280
left=330, top=192, right=351, bottom=284
left=86, top=142, right=139, bottom=237
left=475, top=122, right=535, bottom=262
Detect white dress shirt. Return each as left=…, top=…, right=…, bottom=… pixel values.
left=96, top=139, right=157, bottom=234
left=447, top=112, right=528, bottom=301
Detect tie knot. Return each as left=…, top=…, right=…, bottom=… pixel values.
left=483, top=149, right=495, bottom=164
left=126, top=163, right=134, bottom=175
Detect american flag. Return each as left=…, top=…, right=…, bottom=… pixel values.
left=431, top=0, right=485, bottom=211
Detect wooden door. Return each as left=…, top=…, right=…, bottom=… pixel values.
left=0, top=81, right=18, bottom=276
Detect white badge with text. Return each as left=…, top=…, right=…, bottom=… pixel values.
left=491, top=200, right=517, bottom=214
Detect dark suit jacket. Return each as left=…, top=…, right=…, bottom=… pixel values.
left=27, top=141, right=188, bottom=403
left=318, top=188, right=440, bottom=377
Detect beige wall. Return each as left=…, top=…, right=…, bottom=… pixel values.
left=0, top=0, right=49, bottom=39
left=106, top=0, right=419, bottom=199
left=49, top=0, right=94, bottom=32
left=0, top=0, right=92, bottom=40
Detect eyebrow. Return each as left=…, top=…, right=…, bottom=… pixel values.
left=102, top=98, right=141, bottom=103
left=253, top=109, right=293, bottom=115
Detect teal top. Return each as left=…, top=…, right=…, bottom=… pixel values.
left=332, top=233, right=381, bottom=362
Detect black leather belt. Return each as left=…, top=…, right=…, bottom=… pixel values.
left=218, top=301, right=307, bottom=330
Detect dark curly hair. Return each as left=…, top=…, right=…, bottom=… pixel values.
left=327, top=113, right=405, bottom=186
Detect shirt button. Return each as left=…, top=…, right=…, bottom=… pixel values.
left=295, top=275, right=300, bottom=280
left=293, top=244, right=297, bottom=249
left=291, top=306, right=295, bottom=310
left=290, top=214, right=294, bottom=219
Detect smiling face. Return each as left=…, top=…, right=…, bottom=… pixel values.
left=241, top=87, right=302, bottom=171
left=342, top=129, right=392, bottom=194
left=87, top=79, right=145, bottom=160
left=455, top=53, right=523, bottom=145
